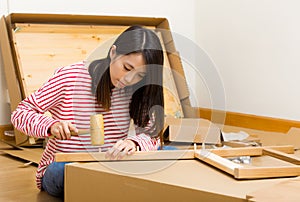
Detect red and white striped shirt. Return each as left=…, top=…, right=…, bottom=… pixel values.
left=11, top=61, right=159, bottom=189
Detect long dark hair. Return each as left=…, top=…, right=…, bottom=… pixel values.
left=88, top=25, right=164, bottom=140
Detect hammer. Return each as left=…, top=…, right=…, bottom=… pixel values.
left=50, top=114, right=104, bottom=145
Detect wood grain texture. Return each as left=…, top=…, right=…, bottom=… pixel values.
left=235, top=166, right=300, bottom=179
left=194, top=150, right=243, bottom=176
left=211, top=145, right=294, bottom=157
left=55, top=150, right=195, bottom=162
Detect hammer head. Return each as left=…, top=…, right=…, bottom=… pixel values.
left=90, top=114, right=104, bottom=145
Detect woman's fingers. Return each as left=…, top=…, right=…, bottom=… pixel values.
left=68, top=122, right=78, bottom=134
left=105, top=139, right=137, bottom=160
left=50, top=121, right=77, bottom=140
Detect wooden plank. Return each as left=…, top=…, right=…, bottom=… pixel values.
left=9, top=13, right=166, bottom=27
left=210, top=147, right=263, bottom=157
left=235, top=166, right=300, bottom=179
left=194, top=150, right=243, bottom=176
left=209, top=145, right=294, bottom=158
left=263, top=148, right=300, bottom=165
left=55, top=150, right=195, bottom=162
left=264, top=145, right=295, bottom=153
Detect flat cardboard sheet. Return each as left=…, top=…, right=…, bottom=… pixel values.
left=65, top=160, right=292, bottom=202
left=1, top=148, right=42, bottom=164
left=246, top=177, right=300, bottom=201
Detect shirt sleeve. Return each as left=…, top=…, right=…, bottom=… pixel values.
left=126, top=114, right=160, bottom=151
left=11, top=67, right=66, bottom=138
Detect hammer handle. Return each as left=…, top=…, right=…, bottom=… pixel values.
left=71, top=129, right=90, bottom=136
left=49, top=129, right=90, bottom=138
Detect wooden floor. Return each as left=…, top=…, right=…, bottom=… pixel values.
left=0, top=141, right=62, bottom=202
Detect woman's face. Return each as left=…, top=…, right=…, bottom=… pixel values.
left=109, top=45, right=146, bottom=89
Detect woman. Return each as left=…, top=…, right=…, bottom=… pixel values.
left=11, top=25, right=164, bottom=197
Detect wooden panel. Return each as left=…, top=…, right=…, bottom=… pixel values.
left=55, top=150, right=195, bottom=162
left=211, top=145, right=294, bottom=157
left=235, top=166, right=300, bottom=179
left=9, top=13, right=166, bottom=26
left=13, top=23, right=128, bottom=96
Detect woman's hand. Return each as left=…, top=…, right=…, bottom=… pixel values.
left=105, top=139, right=137, bottom=160
left=49, top=121, right=78, bottom=140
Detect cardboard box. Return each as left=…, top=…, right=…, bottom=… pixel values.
left=0, top=124, right=14, bottom=141
left=166, top=117, right=221, bottom=144
left=0, top=13, right=196, bottom=145
left=64, top=159, right=294, bottom=202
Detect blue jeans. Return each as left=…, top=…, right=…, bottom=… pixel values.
left=158, top=145, right=178, bottom=150
left=42, top=162, right=69, bottom=198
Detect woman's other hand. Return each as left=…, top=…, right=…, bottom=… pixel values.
left=105, top=139, right=137, bottom=160
left=49, top=121, right=78, bottom=140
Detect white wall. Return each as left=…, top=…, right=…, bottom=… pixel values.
left=195, top=0, right=300, bottom=121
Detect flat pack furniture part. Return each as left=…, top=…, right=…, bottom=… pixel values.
left=56, top=145, right=300, bottom=179
left=0, top=13, right=192, bottom=146
left=195, top=145, right=300, bottom=179
left=55, top=149, right=195, bottom=162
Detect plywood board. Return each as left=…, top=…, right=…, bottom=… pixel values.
left=13, top=23, right=129, bottom=96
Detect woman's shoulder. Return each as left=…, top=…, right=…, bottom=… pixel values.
left=53, top=61, right=90, bottom=77
left=54, top=61, right=87, bottom=73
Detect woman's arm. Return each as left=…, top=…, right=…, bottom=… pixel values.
left=11, top=67, right=66, bottom=138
